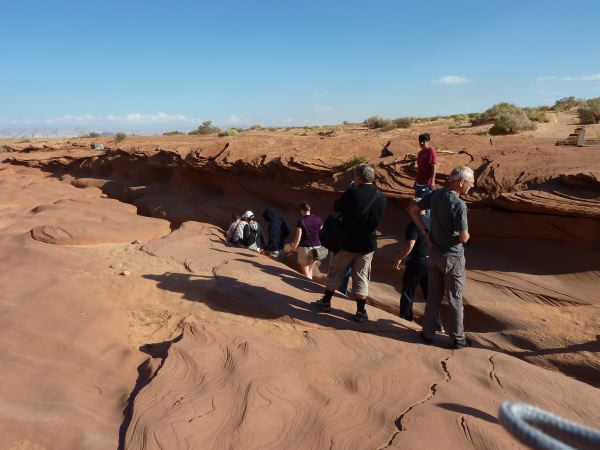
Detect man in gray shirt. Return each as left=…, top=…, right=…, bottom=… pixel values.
left=408, top=166, right=475, bottom=349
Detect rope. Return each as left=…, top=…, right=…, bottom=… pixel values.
left=499, top=401, right=600, bottom=450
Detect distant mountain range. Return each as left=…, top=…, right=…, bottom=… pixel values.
left=0, top=127, right=113, bottom=138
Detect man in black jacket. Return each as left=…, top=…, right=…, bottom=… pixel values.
left=314, top=163, right=387, bottom=322
left=262, top=207, right=290, bottom=261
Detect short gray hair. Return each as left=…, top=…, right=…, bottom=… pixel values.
left=448, top=166, right=474, bottom=182
left=355, top=163, right=375, bottom=183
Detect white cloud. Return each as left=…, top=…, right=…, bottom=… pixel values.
left=222, top=115, right=253, bottom=127
left=33, top=112, right=202, bottom=125
left=124, top=112, right=198, bottom=122
left=535, top=73, right=600, bottom=82
left=312, top=105, right=334, bottom=113
left=434, top=75, right=469, bottom=85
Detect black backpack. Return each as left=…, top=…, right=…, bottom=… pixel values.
left=320, top=190, right=382, bottom=252
left=241, top=223, right=257, bottom=246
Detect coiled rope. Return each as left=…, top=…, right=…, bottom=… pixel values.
left=499, top=401, right=600, bottom=450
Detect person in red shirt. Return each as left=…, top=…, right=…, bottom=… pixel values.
left=414, top=133, right=438, bottom=198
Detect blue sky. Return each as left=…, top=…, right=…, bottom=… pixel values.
left=1, top=0, right=599, bottom=133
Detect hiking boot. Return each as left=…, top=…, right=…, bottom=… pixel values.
left=419, top=332, right=434, bottom=345
left=451, top=338, right=472, bottom=349
left=354, top=310, right=368, bottom=323
left=313, top=298, right=331, bottom=312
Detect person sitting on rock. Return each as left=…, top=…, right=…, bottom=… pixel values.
left=239, top=211, right=267, bottom=253
left=226, top=213, right=242, bottom=244
left=262, top=207, right=290, bottom=261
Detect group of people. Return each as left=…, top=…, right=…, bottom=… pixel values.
left=226, top=132, right=475, bottom=349
left=226, top=203, right=325, bottom=280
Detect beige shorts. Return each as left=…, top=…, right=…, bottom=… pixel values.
left=325, top=249, right=374, bottom=298
left=297, top=246, right=316, bottom=266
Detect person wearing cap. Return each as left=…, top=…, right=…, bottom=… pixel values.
left=237, top=210, right=267, bottom=252
left=414, top=133, right=437, bottom=199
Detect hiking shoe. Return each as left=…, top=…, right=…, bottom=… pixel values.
left=313, top=299, right=331, bottom=312
left=354, top=310, right=368, bottom=323
left=451, top=338, right=472, bottom=349
left=419, top=332, right=434, bottom=345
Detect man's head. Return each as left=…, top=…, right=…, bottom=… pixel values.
left=418, top=133, right=431, bottom=150
left=242, top=210, right=254, bottom=221
left=354, top=163, right=375, bottom=185
left=448, top=166, right=475, bottom=196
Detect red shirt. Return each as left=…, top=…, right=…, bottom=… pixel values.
left=415, top=147, right=437, bottom=185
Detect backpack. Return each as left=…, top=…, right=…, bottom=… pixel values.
left=241, top=223, right=257, bottom=247
left=320, top=190, right=382, bottom=252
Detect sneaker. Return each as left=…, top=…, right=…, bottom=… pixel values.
left=313, top=298, right=331, bottom=312
left=354, top=310, right=368, bottom=323
left=451, top=338, right=472, bottom=349
left=419, top=332, right=434, bottom=345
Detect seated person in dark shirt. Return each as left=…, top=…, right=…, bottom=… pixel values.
left=262, top=207, right=290, bottom=261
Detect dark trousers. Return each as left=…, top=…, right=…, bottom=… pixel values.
left=400, top=257, right=444, bottom=330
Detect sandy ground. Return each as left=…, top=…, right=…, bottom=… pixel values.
left=0, top=113, right=599, bottom=449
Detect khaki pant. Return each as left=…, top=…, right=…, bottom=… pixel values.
left=422, top=251, right=466, bottom=341
left=325, top=250, right=374, bottom=298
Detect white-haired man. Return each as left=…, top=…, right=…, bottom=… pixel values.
left=408, top=166, right=474, bottom=349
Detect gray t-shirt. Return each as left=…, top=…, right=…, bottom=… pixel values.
left=418, top=188, right=468, bottom=255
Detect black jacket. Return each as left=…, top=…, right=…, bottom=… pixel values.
left=334, top=183, right=387, bottom=253
left=262, top=208, right=290, bottom=251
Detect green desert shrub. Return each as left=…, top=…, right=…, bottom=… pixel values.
left=552, top=96, right=586, bottom=112
left=114, top=132, right=127, bottom=143
left=472, top=103, right=536, bottom=134
left=341, top=155, right=368, bottom=170
left=189, top=120, right=220, bottom=135
left=366, top=115, right=392, bottom=129
left=391, top=117, right=413, bottom=128
left=218, top=128, right=239, bottom=137
left=577, top=97, right=600, bottom=124
left=524, top=108, right=550, bottom=123
left=489, top=110, right=537, bottom=135
left=163, top=130, right=184, bottom=135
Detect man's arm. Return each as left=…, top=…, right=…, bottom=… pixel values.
left=429, top=163, right=437, bottom=187
left=289, top=226, right=302, bottom=252
left=394, top=240, right=416, bottom=269
left=407, top=200, right=428, bottom=232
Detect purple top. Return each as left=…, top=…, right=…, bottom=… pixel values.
left=297, top=214, right=322, bottom=247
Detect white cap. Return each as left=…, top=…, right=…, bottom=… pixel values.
left=242, top=210, right=254, bottom=219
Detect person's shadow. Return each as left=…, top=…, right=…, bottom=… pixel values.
left=142, top=258, right=423, bottom=344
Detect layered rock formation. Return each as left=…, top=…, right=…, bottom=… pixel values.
left=1, top=121, right=598, bottom=449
